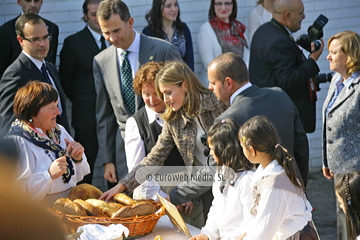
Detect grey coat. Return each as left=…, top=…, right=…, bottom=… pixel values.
left=93, top=33, right=182, bottom=179
left=322, top=72, right=360, bottom=174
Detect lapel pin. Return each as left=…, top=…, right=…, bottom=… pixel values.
left=149, top=56, right=154, bottom=61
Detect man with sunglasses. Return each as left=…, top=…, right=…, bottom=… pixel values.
left=0, top=0, right=59, bottom=78
left=0, top=13, right=69, bottom=138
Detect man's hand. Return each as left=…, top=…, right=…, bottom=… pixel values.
left=309, top=38, right=324, bottom=61
left=104, top=163, right=117, bottom=182
left=99, top=183, right=126, bottom=202
left=322, top=167, right=334, bottom=180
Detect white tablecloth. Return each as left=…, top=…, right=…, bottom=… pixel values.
left=136, top=215, right=201, bottom=240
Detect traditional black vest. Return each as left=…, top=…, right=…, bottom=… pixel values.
left=133, top=107, right=184, bottom=167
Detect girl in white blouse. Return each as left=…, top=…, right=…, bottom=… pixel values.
left=238, top=116, right=319, bottom=240
left=190, top=119, right=255, bottom=240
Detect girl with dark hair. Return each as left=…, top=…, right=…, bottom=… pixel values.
left=190, top=119, right=254, bottom=240
left=335, top=172, right=360, bottom=240
left=238, top=115, right=319, bottom=240
left=197, top=0, right=249, bottom=87
left=143, top=0, right=194, bottom=71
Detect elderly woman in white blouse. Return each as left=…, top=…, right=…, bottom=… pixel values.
left=6, top=81, right=90, bottom=207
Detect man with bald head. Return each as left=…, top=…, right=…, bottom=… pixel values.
left=0, top=0, right=59, bottom=78
left=249, top=0, right=324, bottom=134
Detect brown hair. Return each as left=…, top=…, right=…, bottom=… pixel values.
left=15, top=12, right=45, bottom=37
left=133, top=62, right=165, bottom=95
left=154, top=61, right=210, bottom=122
left=13, top=81, right=58, bottom=121
left=208, top=0, right=237, bottom=20
left=328, top=31, right=360, bottom=76
left=239, top=115, right=304, bottom=190
left=97, top=0, right=130, bottom=21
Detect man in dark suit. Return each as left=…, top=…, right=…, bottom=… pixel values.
left=59, top=0, right=108, bottom=185
left=169, top=53, right=309, bottom=208
left=0, top=0, right=59, bottom=78
left=249, top=0, right=324, bottom=133
left=0, top=13, right=69, bottom=138
left=94, top=0, right=182, bottom=187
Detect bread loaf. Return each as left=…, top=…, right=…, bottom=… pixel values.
left=68, top=184, right=103, bottom=200
left=73, top=199, right=107, bottom=217
left=53, top=198, right=87, bottom=216
left=85, top=199, right=120, bottom=217
left=112, top=202, right=156, bottom=218
left=113, top=193, right=136, bottom=206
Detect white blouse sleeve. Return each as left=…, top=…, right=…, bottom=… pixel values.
left=197, top=22, right=217, bottom=71
left=200, top=174, right=222, bottom=240
left=237, top=173, right=255, bottom=232
left=13, top=136, right=54, bottom=201
left=124, top=116, right=146, bottom=171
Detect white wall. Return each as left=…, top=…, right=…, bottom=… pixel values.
left=1, top=0, right=360, bottom=190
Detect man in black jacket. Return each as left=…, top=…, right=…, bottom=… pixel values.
left=0, top=0, right=59, bottom=78
left=249, top=0, right=324, bottom=133
left=59, top=0, right=108, bottom=184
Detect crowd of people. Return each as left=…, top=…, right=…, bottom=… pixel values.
left=0, top=0, right=359, bottom=239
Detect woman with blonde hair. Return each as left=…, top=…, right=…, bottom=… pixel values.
left=101, top=61, right=228, bottom=227
left=323, top=30, right=360, bottom=240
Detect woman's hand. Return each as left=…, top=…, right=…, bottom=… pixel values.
left=188, top=233, right=209, bottom=240
left=100, top=183, right=127, bottom=202
left=178, top=200, right=194, bottom=216
left=322, top=167, right=334, bottom=180
left=48, top=156, right=68, bottom=180
left=65, top=138, right=84, bottom=162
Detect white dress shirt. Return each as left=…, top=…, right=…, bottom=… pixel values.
left=201, top=170, right=254, bottom=240
left=22, top=50, right=63, bottom=114
left=117, top=30, right=140, bottom=92
left=10, top=125, right=90, bottom=202
left=87, top=25, right=110, bottom=50
left=124, top=105, right=167, bottom=200
left=243, top=160, right=312, bottom=240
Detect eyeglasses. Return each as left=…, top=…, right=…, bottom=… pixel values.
left=201, top=134, right=210, bottom=157
left=22, top=34, right=52, bottom=43
left=214, top=2, right=233, bottom=7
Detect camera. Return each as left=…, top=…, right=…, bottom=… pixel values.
left=315, top=72, right=334, bottom=91
left=296, top=14, right=329, bottom=52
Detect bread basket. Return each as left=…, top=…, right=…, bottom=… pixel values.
left=50, top=201, right=165, bottom=238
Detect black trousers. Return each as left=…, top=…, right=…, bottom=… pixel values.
left=74, top=128, right=98, bottom=185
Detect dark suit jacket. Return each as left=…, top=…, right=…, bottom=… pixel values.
left=59, top=26, right=101, bottom=130
left=0, top=52, right=69, bottom=138
left=249, top=18, right=320, bottom=133
left=93, top=33, right=182, bottom=179
left=170, top=85, right=309, bottom=205
left=0, top=15, right=59, bottom=78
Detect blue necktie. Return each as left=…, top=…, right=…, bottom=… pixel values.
left=121, top=50, right=135, bottom=114
left=100, top=36, right=106, bottom=51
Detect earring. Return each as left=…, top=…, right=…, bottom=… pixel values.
left=29, top=118, right=33, bottom=123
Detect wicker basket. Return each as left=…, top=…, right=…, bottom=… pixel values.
left=50, top=202, right=165, bottom=238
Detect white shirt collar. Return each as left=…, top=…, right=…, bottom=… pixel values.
left=117, top=30, right=140, bottom=54
left=144, top=105, right=164, bottom=126
left=230, top=82, right=252, bottom=105
left=22, top=50, right=45, bottom=71
left=87, top=25, right=103, bottom=42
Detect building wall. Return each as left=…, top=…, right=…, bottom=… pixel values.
left=1, top=0, right=359, bottom=190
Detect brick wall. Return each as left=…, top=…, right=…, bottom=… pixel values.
left=1, top=0, right=359, bottom=190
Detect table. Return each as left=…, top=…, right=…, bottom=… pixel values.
left=136, top=215, right=201, bottom=240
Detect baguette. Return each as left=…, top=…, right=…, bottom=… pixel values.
left=53, top=198, right=87, bottom=216
left=112, top=202, right=156, bottom=218
left=113, top=193, right=136, bottom=206
left=73, top=199, right=107, bottom=217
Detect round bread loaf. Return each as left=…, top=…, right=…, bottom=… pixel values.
left=68, top=184, right=103, bottom=200
left=73, top=199, right=107, bottom=217
left=53, top=198, right=87, bottom=216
